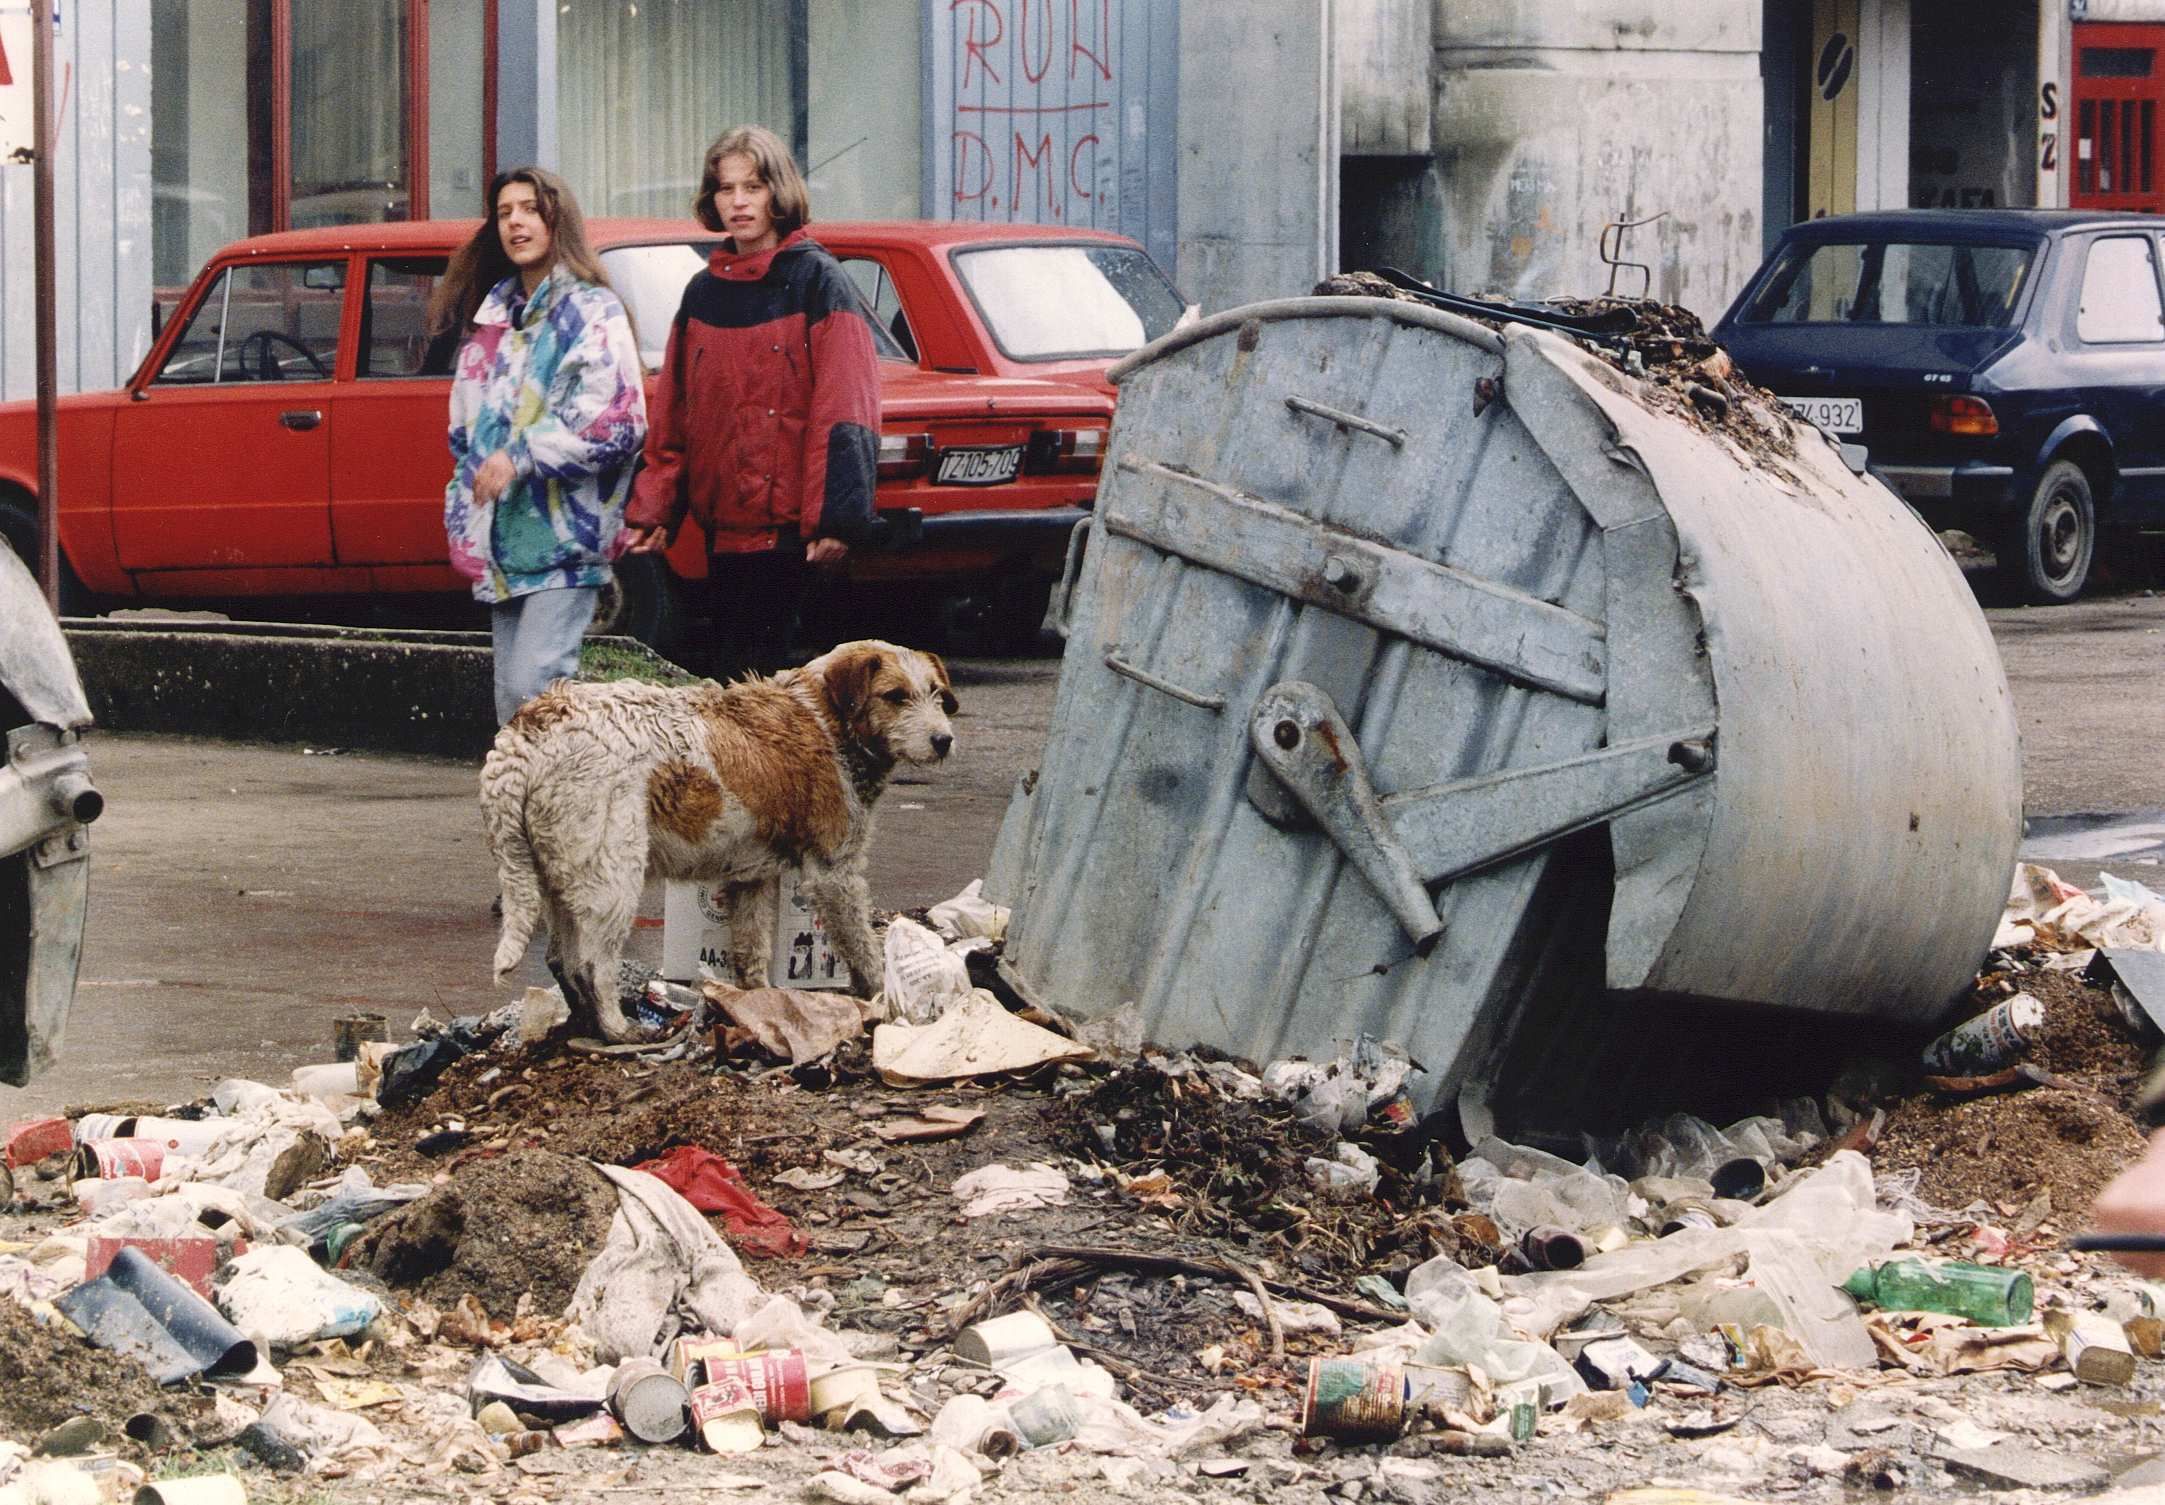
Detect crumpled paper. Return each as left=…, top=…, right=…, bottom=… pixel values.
left=952, top=1162, right=1070, bottom=1218
left=1999, top=863, right=2165, bottom=952
left=873, top=992, right=1093, bottom=1084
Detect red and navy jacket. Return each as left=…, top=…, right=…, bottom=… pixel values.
left=627, top=228, right=879, bottom=553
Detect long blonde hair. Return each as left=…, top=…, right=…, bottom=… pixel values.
left=429, top=167, right=614, bottom=335
left=693, top=125, right=811, bottom=239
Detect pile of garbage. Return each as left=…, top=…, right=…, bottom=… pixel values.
left=5, top=869, right=2165, bottom=1501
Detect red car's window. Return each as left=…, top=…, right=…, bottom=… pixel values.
left=362, top=257, right=457, bottom=378
left=598, top=242, right=912, bottom=370
left=839, top=257, right=919, bottom=362
left=154, top=261, right=346, bottom=385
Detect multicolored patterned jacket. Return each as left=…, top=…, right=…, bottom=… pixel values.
left=445, top=269, right=648, bottom=602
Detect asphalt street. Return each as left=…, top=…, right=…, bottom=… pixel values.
left=9, top=592, right=2165, bottom=1116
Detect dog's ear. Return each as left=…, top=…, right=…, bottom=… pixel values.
left=924, top=652, right=959, bottom=715
left=821, top=647, right=882, bottom=730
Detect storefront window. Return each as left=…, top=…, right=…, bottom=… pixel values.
left=557, top=0, right=795, bottom=220
left=149, top=0, right=251, bottom=294
left=290, top=0, right=410, bottom=228
left=428, top=0, right=489, bottom=219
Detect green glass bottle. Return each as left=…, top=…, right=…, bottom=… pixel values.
left=1841, top=1260, right=2034, bottom=1326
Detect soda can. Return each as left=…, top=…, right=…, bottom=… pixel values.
left=1301, top=1357, right=1407, bottom=1442
left=1007, top=1383, right=1080, bottom=1448
left=1920, top=993, right=2045, bottom=1076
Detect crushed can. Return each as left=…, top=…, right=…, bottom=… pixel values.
left=1301, top=1357, right=1407, bottom=1442
left=1920, top=992, right=2044, bottom=1076
left=1006, top=1383, right=1081, bottom=1449
left=689, top=1376, right=765, bottom=1453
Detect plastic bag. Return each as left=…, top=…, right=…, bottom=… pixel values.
left=217, top=1245, right=382, bottom=1348
left=926, top=879, right=1010, bottom=943
left=1402, top=1258, right=1583, bottom=1398
left=881, top=917, right=976, bottom=1025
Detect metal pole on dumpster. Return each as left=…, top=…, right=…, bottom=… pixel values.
left=31, top=0, right=59, bottom=615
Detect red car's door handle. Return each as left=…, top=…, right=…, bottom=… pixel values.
left=280, top=409, right=324, bottom=431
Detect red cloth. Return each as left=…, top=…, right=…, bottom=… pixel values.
left=631, top=1145, right=805, bottom=1258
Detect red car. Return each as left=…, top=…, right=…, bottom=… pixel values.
left=0, top=219, right=1188, bottom=653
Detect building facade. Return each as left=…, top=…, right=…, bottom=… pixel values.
left=9, top=1, right=2161, bottom=401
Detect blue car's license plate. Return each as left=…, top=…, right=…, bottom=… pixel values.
left=1778, top=395, right=1864, bottom=434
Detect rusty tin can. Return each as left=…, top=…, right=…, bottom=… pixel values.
left=1301, top=1357, right=1407, bottom=1441
left=607, top=1357, right=689, bottom=1443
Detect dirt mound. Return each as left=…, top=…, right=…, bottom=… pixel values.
left=1044, top=1062, right=1477, bottom=1281
left=1874, top=969, right=2151, bottom=1214
left=356, top=1150, right=619, bottom=1317
left=0, top=1299, right=208, bottom=1444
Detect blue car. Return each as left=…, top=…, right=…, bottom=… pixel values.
left=1713, top=209, right=2165, bottom=604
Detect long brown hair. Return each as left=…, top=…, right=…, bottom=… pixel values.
left=692, top=125, right=810, bottom=239
left=428, top=167, right=614, bottom=336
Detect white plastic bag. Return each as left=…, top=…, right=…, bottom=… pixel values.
left=217, top=1245, right=382, bottom=1348
left=927, top=879, right=1010, bottom=943
left=881, top=916, right=976, bottom=1025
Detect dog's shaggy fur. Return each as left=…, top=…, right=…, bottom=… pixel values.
left=480, top=640, right=957, bottom=1040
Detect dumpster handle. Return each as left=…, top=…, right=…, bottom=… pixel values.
left=1045, top=516, right=1092, bottom=639
left=1284, top=394, right=1407, bottom=449
left=1104, top=651, right=1226, bottom=711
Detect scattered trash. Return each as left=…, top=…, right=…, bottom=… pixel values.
left=704, top=984, right=870, bottom=1065
left=926, top=879, right=1009, bottom=943
left=868, top=1106, right=984, bottom=1143
left=880, top=917, right=976, bottom=1025
left=1842, top=1260, right=2034, bottom=1327
left=689, top=1376, right=763, bottom=1453
left=55, top=1247, right=258, bottom=1385
left=628, top=1146, right=805, bottom=1258
left=1301, top=1356, right=1405, bottom=1441
left=1921, top=992, right=2045, bottom=1075
left=2046, top=1309, right=2137, bottom=1386
left=951, top=1163, right=1070, bottom=1218
left=214, top=1247, right=381, bottom=1348
left=606, top=1357, right=690, bottom=1443
left=873, top=992, right=1092, bottom=1084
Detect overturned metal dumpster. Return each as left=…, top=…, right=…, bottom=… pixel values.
left=984, top=297, right=2023, bottom=1121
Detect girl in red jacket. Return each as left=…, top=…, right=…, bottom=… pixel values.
left=621, top=125, right=880, bottom=675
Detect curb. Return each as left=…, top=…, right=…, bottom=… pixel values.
left=61, top=619, right=683, bottom=759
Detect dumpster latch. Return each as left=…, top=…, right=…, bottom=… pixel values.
left=1249, top=681, right=1444, bottom=956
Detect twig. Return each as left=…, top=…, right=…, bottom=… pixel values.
left=1216, top=1251, right=1285, bottom=1361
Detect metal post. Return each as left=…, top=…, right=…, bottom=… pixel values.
left=31, top=0, right=57, bottom=615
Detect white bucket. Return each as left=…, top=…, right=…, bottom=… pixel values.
left=661, top=872, right=846, bottom=989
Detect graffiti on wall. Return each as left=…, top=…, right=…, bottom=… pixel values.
left=934, top=0, right=1121, bottom=228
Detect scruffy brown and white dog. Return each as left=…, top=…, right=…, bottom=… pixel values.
left=480, top=640, right=957, bottom=1041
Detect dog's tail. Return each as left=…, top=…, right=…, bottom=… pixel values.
left=480, top=732, right=546, bottom=984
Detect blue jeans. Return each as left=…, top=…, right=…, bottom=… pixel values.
left=490, top=586, right=599, bottom=725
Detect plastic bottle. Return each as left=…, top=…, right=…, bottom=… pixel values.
left=1841, top=1260, right=2034, bottom=1326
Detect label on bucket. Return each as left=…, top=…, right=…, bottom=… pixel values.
left=660, top=875, right=847, bottom=989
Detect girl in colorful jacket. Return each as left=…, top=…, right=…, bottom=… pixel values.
left=431, top=167, right=647, bottom=724
left=620, top=125, right=879, bottom=676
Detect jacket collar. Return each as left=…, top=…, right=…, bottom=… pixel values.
left=475, top=266, right=570, bottom=330
left=708, top=226, right=813, bottom=282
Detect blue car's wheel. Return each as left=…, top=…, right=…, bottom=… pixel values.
left=1999, top=460, right=2095, bottom=605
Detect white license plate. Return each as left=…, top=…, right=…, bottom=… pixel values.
left=934, top=445, right=1023, bottom=486
left=1778, top=395, right=1864, bottom=434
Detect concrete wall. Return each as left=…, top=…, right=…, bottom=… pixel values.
left=1430, top=0, right=1764, bottom=320
left=809, top=0, right=920, bottom=221
left=0, top=0, right=153, bottom=400
left=1339, top=0, right=1430, bottom=154
left=1177, top=1, right=1330, bottom=311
